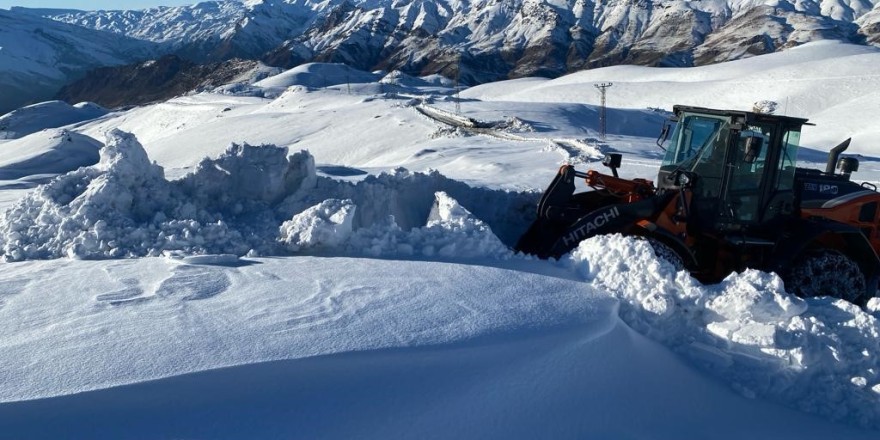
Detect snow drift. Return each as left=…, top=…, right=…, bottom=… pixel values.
left=0, top=130, right=534, bottom=261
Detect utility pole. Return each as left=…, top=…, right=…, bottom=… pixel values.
left=454, top=53, right=462, bottom=115
left=594, top=82, right=613, bottom=140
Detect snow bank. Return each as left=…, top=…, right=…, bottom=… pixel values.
left=0, top=130, right=535, bottom=261
left=568, top=234, right=880, bottom=428
left=0, top=256, right=610, bottom=405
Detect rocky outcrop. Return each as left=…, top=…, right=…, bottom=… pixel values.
left=54, top=56, right=261, bottom=109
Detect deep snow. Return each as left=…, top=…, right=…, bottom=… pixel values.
left=2, top=40, right=880, bottom=438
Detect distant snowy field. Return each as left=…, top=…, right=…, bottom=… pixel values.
left=2, top=41, right=880, bottom=438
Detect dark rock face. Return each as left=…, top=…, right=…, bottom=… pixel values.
left=55, top=55, right=260, bottom=109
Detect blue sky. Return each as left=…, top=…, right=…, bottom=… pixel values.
left=0, top=1, right=200, bottom=10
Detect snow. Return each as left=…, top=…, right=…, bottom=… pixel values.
left=0, top=129, right=102, bottom=181
left=569, top=234, right=880, bottom=427
left=2, top=42, right=880, bottom=437
left=0, top=100, right=107, bottom=140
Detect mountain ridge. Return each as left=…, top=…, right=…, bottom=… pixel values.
left=4, top=0, right=880, bottom=112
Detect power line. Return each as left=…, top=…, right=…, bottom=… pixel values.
left=594, top=82, right=612, bottom=140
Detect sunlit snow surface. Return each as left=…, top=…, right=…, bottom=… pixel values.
left=2, top=41, right=880, bottom=438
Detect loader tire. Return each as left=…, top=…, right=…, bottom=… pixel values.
left=647, top=238, right=686, bottom=271
left=785, top=250, right=866, bottom=303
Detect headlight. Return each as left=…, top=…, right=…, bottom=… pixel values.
left=675, top=172, right=692, bottom=187
left=675, top=173, right=691, bottom=186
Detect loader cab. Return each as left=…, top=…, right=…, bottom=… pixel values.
left=658, top=106, right=807, bottom=232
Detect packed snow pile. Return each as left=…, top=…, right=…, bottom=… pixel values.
left=277, top=191, right=511, bottom=259
left=568, top=234, right=880, bottom=428
left=0, top=130, right=535, bottom=261
left=335, top=191, right=512, bottom=259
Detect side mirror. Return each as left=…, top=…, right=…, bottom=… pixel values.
left=743, top=135, right=763, bottom=164
left=657, top=120, right=673, bottom=151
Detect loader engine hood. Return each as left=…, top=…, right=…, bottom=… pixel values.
left=795, top=168, right=875, bottom=210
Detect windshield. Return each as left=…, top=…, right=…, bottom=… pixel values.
left=662, top=113, right=731, bottom=170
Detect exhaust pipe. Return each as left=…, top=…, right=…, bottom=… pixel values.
left=825, top=138, right=852, bottom=174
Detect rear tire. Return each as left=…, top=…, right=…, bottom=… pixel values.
left=785, top=249, right=866, bottom=303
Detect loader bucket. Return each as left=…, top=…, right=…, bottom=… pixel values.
left=515, top=167, right=673, bottom=259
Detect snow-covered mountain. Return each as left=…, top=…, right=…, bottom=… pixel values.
left=0, top=9, right=158, bottom=114
left=20, top=0, right=880, bottom=86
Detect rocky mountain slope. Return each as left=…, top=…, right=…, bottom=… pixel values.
left=54, top=56, right=273, bottom=109
left=22, top=0, right=880, bottom=85
left=4, top=0, right=880, bottom=112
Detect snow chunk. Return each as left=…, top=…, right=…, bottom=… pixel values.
left=178, top=142, right=316, bottom=213
left=279, top=199, right=355, bottom=251
left=0, top=129, right=173, bottom=260
left=297, top=192, right=514, bottom=260
left=569, top=233, right=695, bottom=327
left=416, top=191, right=510, bottom=258
left=705, top=270, right=807, bottom=323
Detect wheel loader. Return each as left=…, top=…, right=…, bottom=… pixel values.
left=516, top=105, right=880, bottom=304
